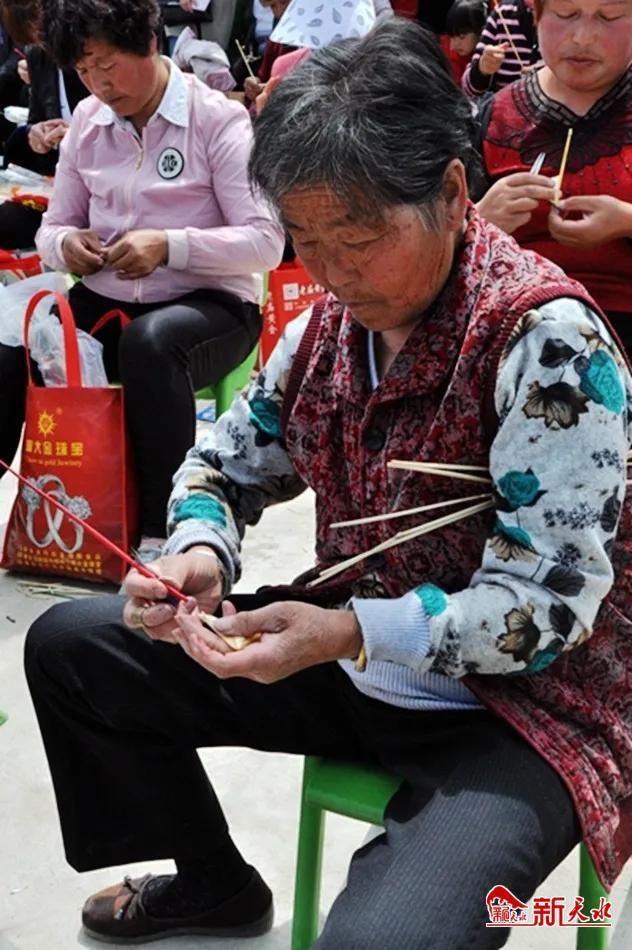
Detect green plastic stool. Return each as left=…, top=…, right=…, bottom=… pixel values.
left=291, top=756, right=610, bottom=950
left=195, top=343, right=259, bottom=419
left=0, top=710, right=6, bottom=726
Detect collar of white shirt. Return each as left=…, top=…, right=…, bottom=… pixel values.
left=91, top=57, right=189, bottom=130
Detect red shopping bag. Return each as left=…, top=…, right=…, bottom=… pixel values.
left=0, top=248, right=43, bottom=285
left=260, top=261, right=324, bottom=364
left=1, top=290, right=139, bottom=584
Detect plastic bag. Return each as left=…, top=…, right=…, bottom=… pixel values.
left=172, top=27, right=236, bottom=92
left=0, top=273, right=108, bottom=386
left=0, top=272, right=69, bottom=346
left=28, top=312, right=108, bottom=387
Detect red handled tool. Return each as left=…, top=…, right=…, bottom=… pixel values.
left=0, top=456, right=187, bottom=603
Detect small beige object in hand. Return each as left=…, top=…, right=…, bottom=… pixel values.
left=199, top=611, right=262, bottom=651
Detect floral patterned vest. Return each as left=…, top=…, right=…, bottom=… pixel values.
left=285, top=208, right=632, bottom=888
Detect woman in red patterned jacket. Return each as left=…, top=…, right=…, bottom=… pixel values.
left=478, top=0, right=632, bottom=353
left=24, top=16, right=632, bottom=949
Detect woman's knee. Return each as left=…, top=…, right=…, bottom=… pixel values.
left=24, top=595, right=124, bottom=688
left=118, top=313, right=166, bottom=365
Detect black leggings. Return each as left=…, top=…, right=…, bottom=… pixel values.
left=0, top=281, right=261, bottom=537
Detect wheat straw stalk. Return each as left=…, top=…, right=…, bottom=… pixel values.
left=388, top=459, right=492, bottom=485
left=496, top=6, right=527, bottom=70
left=235, top=39, right=256, bottom=79
left=412, top=462, right=489, bottom=472
left=309, top=499, right=494, bottom=587
left=554, top=127, right=574, bottom=203
left=330, top=492, right=492, bottom=529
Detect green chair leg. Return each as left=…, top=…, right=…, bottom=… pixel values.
left=576, top=844, right=610, bottom=950
left=195, top=343, right=259, bottom=418
left=292, top=758, right=611, bottom=950
left=291, top=758, right=327, bottom=950
left=213, top=343, right=259, bottom=417
left=0, top=709, right=7, bottom=725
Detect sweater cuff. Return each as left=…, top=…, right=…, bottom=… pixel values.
left=55, top=228, right=75, bottom=268
left=469, top=60, right=490, bottom=93
left=351, top=591, right=431, bottom=670
left=166, top=229, right=189, bottom=270
left=163, top=520, right=236, bottom=589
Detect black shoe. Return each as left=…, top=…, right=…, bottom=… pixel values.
left=81, top=867, right=274, bottom=943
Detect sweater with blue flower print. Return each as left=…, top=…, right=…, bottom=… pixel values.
left=164, top=298, right=631, bottom=710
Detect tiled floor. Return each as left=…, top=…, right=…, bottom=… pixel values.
left=0, top=444, right=630, bottom=949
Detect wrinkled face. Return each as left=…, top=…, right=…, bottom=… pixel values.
left=538, top=0, right=632, bottom=93
left=279, top=182, right=464, bottom=334
left=449, top=32, right=479, bottom=56
left=75, top=37, right=159, bottom=116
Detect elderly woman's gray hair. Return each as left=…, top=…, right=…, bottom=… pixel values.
left=249, top=18, right=479, bottom=229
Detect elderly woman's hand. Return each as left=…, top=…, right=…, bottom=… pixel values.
left=548, top=195, right=632, bottom=248
left=122, top=548, right=225, bottom=643
left=477, top=172, right=556, bottom=234
left=172, top=600, right=364, bottom=683
left=62, top=229, right=107, bottom=275
left=105, top=229, right=168, bottom=279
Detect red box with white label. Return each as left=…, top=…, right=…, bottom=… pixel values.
left=260, top=261, right=324, bottom=364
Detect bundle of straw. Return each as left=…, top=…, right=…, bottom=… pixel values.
left=309, top=460, right=494, bottom=589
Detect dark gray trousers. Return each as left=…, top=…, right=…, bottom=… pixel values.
left=24, top=595, right=580, bottom=950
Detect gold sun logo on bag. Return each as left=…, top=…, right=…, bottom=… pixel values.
left=37, top=411, right=57, bottom=437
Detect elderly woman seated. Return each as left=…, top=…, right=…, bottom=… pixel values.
left=25, top=17, right=632, bottom=950
left=0, top=0, right=284, bottom=558
left=477, top=0, right=632, bottom=354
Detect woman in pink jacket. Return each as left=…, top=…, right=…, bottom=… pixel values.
left=0, top=0, right=285, bottom=558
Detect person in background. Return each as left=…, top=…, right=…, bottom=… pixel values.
left=416, top=0, right=454, bottom=32
left=391, top=0, right=418, bottom=15
left=253, top=0, right=274, bottom=47
left=0, top=0, right=41, bottom=46
left=0, top=21, right=23, bottom=109
left=0, top=44, right=89, bottom=249
left=178, top=0, right=238, bottom=51
left=443, top=0, right=487, bottom=82
left=477, top=0, right=632, bottom=354
left=0, top=0, right=284, bottom=561
left=462, top=0, right=538, bottom=97
left=243, top=0, right=291, bottom=102
left=24, top=18, right=632, bottom=950
left=0, top=21, right=26, bottom=152
left=373, top=0, right=394, bottom=16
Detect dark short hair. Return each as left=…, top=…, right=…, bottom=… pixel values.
left=445, top=0, right=487, bottom=38
left=250, top=18, right=480, bottom=228
left=40, top=0, right=162, bottom=67
left=1, top=0, right=42, bottom=44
